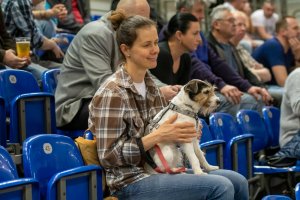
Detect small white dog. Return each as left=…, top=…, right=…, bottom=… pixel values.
left=145, top=79, right=220, bottom=175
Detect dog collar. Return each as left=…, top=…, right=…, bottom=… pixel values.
left=168, top=103, right=198, bottom=120
left=149, top=103, right=199, bottom=131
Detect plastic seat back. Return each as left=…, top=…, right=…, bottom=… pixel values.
left=55, top=33, right=75, bottom=53
left=296, top=182, right=300, bottom=200
left=0, top=98, right=6, bottom=147
left=262, top=195, right=292, bottom=200
left=200, top=118, right=214, bottom=143
left=9, top=93, right=56, bottom=144
left=262, top=106, right=280, bottom=148
left=236, top=109, right=269, bottom=153
left=91, top=14, right=102, bottom=21
left=22, top=134, right=84, bottom=197
left=41, top=69, right=60, bottom=94
left=0, top=145, right=18, bottom=182
left=0, top=146, right=40, bottom=200
left=200, top=119, right=225, bottom=168
left=209, top=112, right=241, bottom=142
left=209, top=112, right=254, bottom=178
left=0, top=70, right=40, bottom=115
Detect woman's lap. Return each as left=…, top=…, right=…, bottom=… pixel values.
left=115, top=169, right=248, bottom=200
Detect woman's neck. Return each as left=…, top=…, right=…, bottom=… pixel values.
left=124, top=63, right=146, bottom=83
left=168, top=39, right=185, bottom=61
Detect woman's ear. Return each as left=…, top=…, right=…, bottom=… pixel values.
left=175, top=30, right=183, bottom=42
left=120, top=44, right=130, bottom=57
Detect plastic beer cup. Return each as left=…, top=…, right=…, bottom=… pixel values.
left=15, top=37, right=30, bottom=58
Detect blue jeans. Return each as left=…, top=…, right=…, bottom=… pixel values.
left=35, top=19, right=56, bottom=39
left=114, top=169, right=249, bottom=200
left=276, top=129, right=300, bottom=159
left=215, top=92, right=264, bottom=117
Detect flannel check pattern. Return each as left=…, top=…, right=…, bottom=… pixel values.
left=2, top=0, right=43, bottom=48
left=88, top=66, right=167, bottom=193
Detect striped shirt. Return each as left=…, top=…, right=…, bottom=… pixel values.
left=2, top=0, right=43, bottom=48
left=88, top=66, right=167, bottom=193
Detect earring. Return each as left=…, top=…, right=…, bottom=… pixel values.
left=127, top=54, right=130, bottom=57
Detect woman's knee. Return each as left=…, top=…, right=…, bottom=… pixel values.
left=210, top=176, right=235, bottom=199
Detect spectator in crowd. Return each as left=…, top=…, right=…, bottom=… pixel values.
left=55, top=0, right=178, bottom=131
left=150, top=13, right=201, bottom=86
left=1, top=0, right=64, bottom=80
left=222, top=0, right=248, bottom=11
left=250, top=0, right=279, bottom=40
left=32, top=0, right=67, bottom=38
left=252, top=16, right=300, bottom=104
left=242, top=1, right=252, bottom=16
left=47, top=0, right=91, bottom=34
left=0, top=4, right=30, bottom=69
left=206, top=5, right=272, bottom=107
left=231, top=10, right=271, bottom=83
left=111, top=0, right=166, bottom=33
left=162, top=0, right=271, bottom=116
left=236, top=7, right=264, bottom=54
left=89, top=12, right=249, bottom=200
left=268, top=68, right=300, bottom=166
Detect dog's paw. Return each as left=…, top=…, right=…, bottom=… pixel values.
left=206, top=165, right=219, bottom=172
left=193, top=169, right=207, bottom=175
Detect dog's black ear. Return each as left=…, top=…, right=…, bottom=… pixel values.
left=184, top=79, right=206, bottom=94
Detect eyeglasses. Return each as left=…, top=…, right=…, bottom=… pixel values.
left=217, top=18, right=236, bottom=24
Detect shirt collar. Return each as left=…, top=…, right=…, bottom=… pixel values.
left=115, top=65, right=159, bottom=96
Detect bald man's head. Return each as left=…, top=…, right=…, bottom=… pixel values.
left=116, top=0, right=150, bottom=18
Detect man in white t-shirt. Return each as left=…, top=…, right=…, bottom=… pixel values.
left=251, top=0, right=279, bottom=40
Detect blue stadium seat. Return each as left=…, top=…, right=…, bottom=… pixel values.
left=9, top=93, right=56, bottom=144
left=262, top=106, right=280, bottom=148
left=0, top=97, right=6, bottom=147
left=209, top=112, right=254, bottom=178
left=0, top=69, right=56, bottom=151
left=41, top=68, right=61, bottom=94
left=0, top=69, right=40, bottom=116
left=54, top=33, right=75, bottom=53
left=0, top=145, right=40, bottom=199
left=296, top=182, right=300, bottom=200
left=199, top=118, right=225, bottom=168
left=236, top=109, right=298, bottom=197
left=262, top=195, right=292, bottom=200
left=91, top=14, right=102, bottom=21
left=22, top=134, right=103, bottom=200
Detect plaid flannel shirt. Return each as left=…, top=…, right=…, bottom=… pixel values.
left=88, top=66, right=167, bottom=193
left=2, top=0, right=43, bottom=48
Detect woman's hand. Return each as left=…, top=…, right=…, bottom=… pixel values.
left=155, top=114, right=197, bottom=144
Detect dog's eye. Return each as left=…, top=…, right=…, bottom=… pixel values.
left=203, top=90, right=209, bottom=94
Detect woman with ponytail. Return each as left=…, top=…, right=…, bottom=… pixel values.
left=150, top=13, right=201, bottom=86
left=89, top=12, right=249, bottom=200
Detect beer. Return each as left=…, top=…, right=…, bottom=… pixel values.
left=16, top=37, right=30, bottom=58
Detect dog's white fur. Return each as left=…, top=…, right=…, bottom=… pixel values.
left=146, top=79, right=220, bottom=175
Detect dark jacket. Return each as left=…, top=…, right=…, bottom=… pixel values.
left=206, top=32, right=264, bottom=88
left=150, top=41, right=191, bottom=85
left=190, top=46, right=253, bottom=92
left=0, top=4, right=15, bottom=66
left=47, top=0, right=90, bottom=34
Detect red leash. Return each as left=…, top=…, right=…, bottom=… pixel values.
left=154, top=144, right=186, bottom=174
